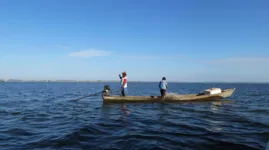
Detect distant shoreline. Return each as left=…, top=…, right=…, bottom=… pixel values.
left=0, top=79, right=268, bottom=84
left=0, top=79, right=145, bottom=83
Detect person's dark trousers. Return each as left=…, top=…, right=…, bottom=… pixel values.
left=160, top=89, right=166, bottom=97
left=121, top=88, right=127, bottom=96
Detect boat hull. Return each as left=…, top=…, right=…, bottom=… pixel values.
left=102, top=88, right=235, bottom=103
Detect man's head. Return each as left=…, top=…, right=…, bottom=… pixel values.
left=122, top=71, right=127, bottom=77
left=162, top=77, right=166, bottom=80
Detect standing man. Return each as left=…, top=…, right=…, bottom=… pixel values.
left=119, top=71, right=128, bottom=96
left=159, top=77, right=168, bottom=98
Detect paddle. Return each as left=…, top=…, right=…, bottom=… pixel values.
left=72, top=74, right=124, bottom=101
left=119, top=74, right=123, bottom=96
left=72, top=91, right=104, bottom=101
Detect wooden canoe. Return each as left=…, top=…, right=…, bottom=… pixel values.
left=102, top=88, right=235, bottom=103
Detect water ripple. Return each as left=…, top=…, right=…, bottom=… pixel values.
left=0, top=83, right=268, bottom=150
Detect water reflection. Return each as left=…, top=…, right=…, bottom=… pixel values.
left=207, top=100, right=233, bottom=132
left=158, top=103, right=169, bottom=122
left=102, top=100, right=232, bottom=123
left=100, top=103, right=114, bottom=121
left=158, top=103, right=169, bottom=132
left=210, top=102, right=221, bottom=113
left=120, top=104, right=130, bottom=120
left=210, top=100, right=232, bottom=113
left=101, top=103, right=131, bottom=121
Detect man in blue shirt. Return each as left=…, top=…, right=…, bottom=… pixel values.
left=159, top=77, right=168, bottom=98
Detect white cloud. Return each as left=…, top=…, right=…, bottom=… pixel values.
left=60, top=45, right=71, bottom=50
left=69, top=49, right=111, bottom=57
left=122, top=55, right=183, bottom=60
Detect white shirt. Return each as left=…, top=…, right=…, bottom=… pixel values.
left=121, top=76, right=127, bottom=88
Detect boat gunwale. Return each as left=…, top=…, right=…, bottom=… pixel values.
left=102, top=88, right=236, bottom=102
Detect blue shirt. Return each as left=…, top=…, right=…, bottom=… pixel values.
left=159, top=80, right=168, bottom=90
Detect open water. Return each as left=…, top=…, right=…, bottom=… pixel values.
left=0, top=82, right=268, bottom=150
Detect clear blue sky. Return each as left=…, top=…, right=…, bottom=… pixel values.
left=0, top=0, right=268, bottom=82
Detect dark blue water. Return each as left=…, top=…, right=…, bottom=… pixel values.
left=0, top=82, right=268, bottom=150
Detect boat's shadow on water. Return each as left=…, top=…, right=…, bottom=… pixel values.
left=102, top=99, right=233, bottom=105
left=100, top=102, right=132, bottom=122
left=101, top=100, right=233, bottom=121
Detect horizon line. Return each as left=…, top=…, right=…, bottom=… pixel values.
left=0, top=79, right=269, bottom=84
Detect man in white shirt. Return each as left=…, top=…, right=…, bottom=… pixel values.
left=119, top=71, right=128, bottom=96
